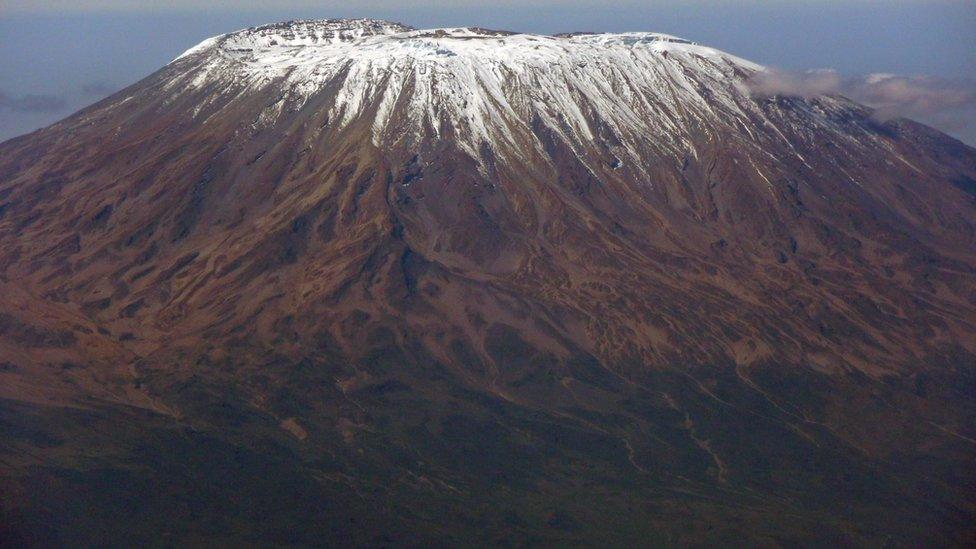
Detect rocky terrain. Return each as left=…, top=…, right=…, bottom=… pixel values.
left=1, top=19, right=974, bottom=545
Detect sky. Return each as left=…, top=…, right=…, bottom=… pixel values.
left=1, top=0, right=974, bottom=143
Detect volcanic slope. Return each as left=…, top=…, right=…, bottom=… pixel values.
left=1, top=19, right=975, bottom=546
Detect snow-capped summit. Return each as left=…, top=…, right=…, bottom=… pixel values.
left=176, top=19, right=717, bottom=62
left=166, top=19, right=775, bottom=166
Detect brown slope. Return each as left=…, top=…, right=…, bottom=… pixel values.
left=1, top=27, right=975, bottom=545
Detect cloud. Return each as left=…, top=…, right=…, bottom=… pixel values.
left=746, top=68, right=976, bottom=138
left=746, top=68, right=843, bottom=99
left=852, top=73, right=976, bottom=125
left=0, top=91, right=67, bottom=113
left=81, top=81, right=119, bottom=97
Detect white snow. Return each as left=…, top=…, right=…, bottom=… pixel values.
left=167, top=19, right=793, bottom=170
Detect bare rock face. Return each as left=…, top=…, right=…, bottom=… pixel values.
left=1, top=19, right=974, bottom=545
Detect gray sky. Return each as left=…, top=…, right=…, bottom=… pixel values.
left=1, top=1, right=974, bottom=143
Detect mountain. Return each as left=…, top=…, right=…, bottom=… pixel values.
left=1, top=19, right=974, bottom=545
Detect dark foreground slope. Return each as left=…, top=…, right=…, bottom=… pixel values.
left=1, top=20, right=975, bottom=546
